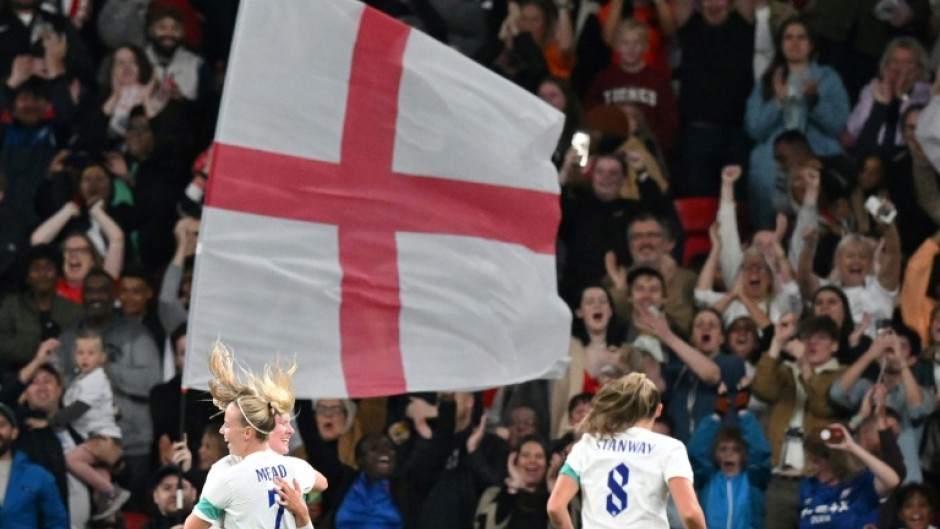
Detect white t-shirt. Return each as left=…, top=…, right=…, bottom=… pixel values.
left=563, top=427, right=694, bottom=529
left=821, top=275, right=897, bottom=337
left=63, top=367, right=121, bottom=439
left=195, top=450, right=317, bottom=529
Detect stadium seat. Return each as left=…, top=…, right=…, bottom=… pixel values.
left=673, top=197, right=720, bottom=266
left=121, top=511, right=149, bottom=529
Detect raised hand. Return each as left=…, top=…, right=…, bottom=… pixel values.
left=605, top=251, right=627, bottom=290
left=42, top=31, right=67, bottom=76
left=274, top=477, right=310, bottom=527
left=721, top=165, right=742, bottom=185
left=35, top=338, right=61, bottom=364
left=773, top=312, right=798, bottom=345
left=466, top=413, right=487, bottom=454
left=504, top=452, right=525, bottom=492
left=7, top=55, right=33, bottom=88
left=174, top=217, right=200, bottom=257
left=871, top=78, right=891, bottom=104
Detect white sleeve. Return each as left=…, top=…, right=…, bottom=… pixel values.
left=718, top=200, right=743, bottom=289
left=564, top=435, right=590, bottom=478
left=196, top=468, right=232, bottom=522
left=661, top=440, right=694, bottom=484
left=694, top=289, right=724, bottom=309
left=289, top=457, right=318, bottom=493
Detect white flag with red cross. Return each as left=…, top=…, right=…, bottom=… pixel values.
left=181, top=0, right=571, bottom=398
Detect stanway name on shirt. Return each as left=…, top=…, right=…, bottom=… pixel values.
left=255, top=464, right=288, bottom=482
left=594, top=438, right=656, bottom=454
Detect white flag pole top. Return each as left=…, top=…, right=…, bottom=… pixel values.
left=182, top=0, right=571, bottom=398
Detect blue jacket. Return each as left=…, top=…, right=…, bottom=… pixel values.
left=0, top=451, right=69, bottom=529
left=689, top=413, right=771, bottom=529
left=744, top=62, right=849, bottom=228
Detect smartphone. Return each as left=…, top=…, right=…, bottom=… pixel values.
left=571, top=132, right=590, bottom=168
left=865, top=196, right=897, bottom=224
left=874, top=318, right=892, bottom=335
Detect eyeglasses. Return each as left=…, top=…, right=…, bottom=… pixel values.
left=315, top=404, right=345, bottom=417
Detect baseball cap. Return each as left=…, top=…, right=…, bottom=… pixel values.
left=0, top=402, right=18, bottom=429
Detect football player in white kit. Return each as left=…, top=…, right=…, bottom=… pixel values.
left=547, top=373, right=706, bottom=529
left=184, top=343, right=327, bottom=529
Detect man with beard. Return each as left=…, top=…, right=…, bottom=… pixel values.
left=0, top=400, right=69, bottom=528
left=56, top=267, right=162, bottom=511
left=144, top=5, right=208, bottom=104
left=141, top=465, right=198, bottom=529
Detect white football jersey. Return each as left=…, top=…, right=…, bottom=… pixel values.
left=195, top=450, right=317, bottom=529
left=564, top=427, right=693, bottom=529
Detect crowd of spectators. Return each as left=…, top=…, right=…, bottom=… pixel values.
left=1, top=0, right=940, bottom=528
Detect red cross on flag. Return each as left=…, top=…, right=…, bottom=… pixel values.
left=181, top=0, right=571, bottom=398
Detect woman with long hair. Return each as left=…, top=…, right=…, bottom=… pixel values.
left=475, top=435, right=553, bottom=529
left=798, top=425, right=900, bottom=529
left=547, top=373, right=706, bottom=529
left=744, top=17, right=849, bottom=229
left=798, top=229, right=901, bottom=341
left=550, top=285, right=628, bottom=437
left=537, top=76, right=583, bottom=168
left=811, top=285, right=871, bottom=365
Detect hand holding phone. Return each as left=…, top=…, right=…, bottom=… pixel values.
left=865, top=196, right=897, bottom=224
left=571, top=132, right=590, bottom=168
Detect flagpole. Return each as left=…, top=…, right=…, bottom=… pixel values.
left=177, top=386, right=188, bottom=511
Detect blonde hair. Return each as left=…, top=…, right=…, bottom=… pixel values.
left=578, top=372, right=660, bottom=438
left=879, top=36, right=929, bottom=82
left=829, top=234, right=876, bottom=284
left=207, top=341, right=297, bottom=438
left=738, top=246, right=778, bottom=299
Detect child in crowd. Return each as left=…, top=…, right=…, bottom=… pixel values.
left=893, top=482, right=938, bottom=529
left=689, top=411, right=771, bottom=529
left=40, top=330, right=128, bottom=519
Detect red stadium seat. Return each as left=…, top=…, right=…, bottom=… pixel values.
left=121, top=511, right=149, bottom=529
left=673, top=197, right=720, bottom=266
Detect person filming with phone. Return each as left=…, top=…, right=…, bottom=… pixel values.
left=829, top=323, right=935, bottom=483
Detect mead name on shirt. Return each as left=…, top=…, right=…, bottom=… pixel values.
left=255, top=465, right=288, bottom=482
left=595, top=438, right=655, bottom=454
